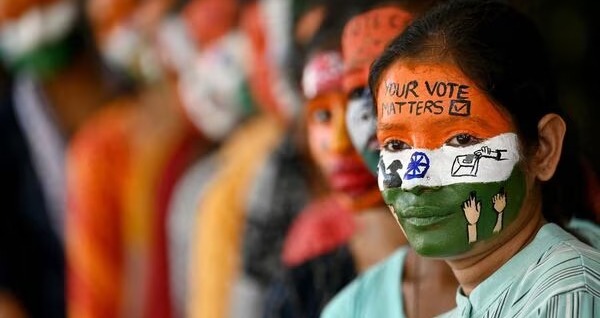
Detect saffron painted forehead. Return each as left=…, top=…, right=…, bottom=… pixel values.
left=302, top=51, right=344, bottom=99
left=376, top=62, right=514, bottom=149
left=341, top=6, right=412, bottom=92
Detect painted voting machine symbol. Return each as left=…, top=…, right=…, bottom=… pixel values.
left=451, top=146, right=507, bottom=177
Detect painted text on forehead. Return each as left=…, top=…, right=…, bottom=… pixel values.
left=342, top=7, right=412, bottom=68
left=376, top=64, right=513, bottom=149
left=341, top=7, right=412, bottom=92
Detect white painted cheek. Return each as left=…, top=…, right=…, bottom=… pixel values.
left=0, top=1, right=76, bottom=62
left=346, top=98, right=375, bottom=152
left=179, top=32, right=250, bottom=141
left=101, top=25, right=142, bottom=71
left=44, top=1, right=76, bottom=42
left=156, top=17, right=197, bottom=74
left=12, top=8, right=44, bottom=59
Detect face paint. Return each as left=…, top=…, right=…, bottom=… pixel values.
left=375, top=62, right=526, bottom=257
left=241, top=0, right=301, bottom=121
left=0, top=0, right=76, bottom=76
left=341, top=7, right=413, bottom=93
left=183, top=0, right=238, bottom=47
left=178, top=31, right=253, bottom=141
left=341, top=7, right=413, bottom=175
left=155, top=16, right=197, bottom=76
left=345, top=87, right=379, bottom=175
left=303, top=52, right=381, bottom=211
left=302, top=51, right=344, bottom=100
left=100, top=22, right=162, bottom=82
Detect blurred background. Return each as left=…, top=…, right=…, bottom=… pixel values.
left=0, top=0, right=598, bottom=317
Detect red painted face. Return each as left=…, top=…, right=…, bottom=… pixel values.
left=341, top=6, right=413, bottom=93
left=304, top=52, right=381, bottom=211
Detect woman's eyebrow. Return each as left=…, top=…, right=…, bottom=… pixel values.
left=377, top=122, right=407, bottom=132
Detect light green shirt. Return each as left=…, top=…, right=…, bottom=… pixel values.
left=321, top=246, right=409, bottom=318
left=568, top=218, right=600, bottom=248
left=441, top=223, right=600, bottom=317
left=322, top=222, right=600, bottom=318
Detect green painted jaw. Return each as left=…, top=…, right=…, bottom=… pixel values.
left=362, top=148, right=380, bottom=176
left=1, top=36, right=74, bottom=79
left=381, top=166, right=526, bottom=257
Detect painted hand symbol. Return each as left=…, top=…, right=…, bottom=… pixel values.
left=463, top=192, right=481, bottom=225
left=492, top=191, right=506, bottom=213
left=462, top=191, right=481, bottom=243
left=492, top=188, right=507, bottom=233
left=480, top=146, right=492, bottom=156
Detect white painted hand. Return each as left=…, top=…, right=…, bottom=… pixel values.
left=462, top=192, right=481, bottom=225
left=492, top=190, right=506, bottom=213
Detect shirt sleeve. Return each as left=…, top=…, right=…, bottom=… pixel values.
left=537, top=290, right=600, bottom=317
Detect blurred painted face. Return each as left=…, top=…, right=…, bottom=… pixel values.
left=341, top=7, right=413, bottom=175
left=241, top=0, right=300, bottom=121
left=0, top=0, right=77, bottom=76
left=177, top=30, right=252, bottom=141
left=87, top=0, right=169, bottom=81
left=303, top=51, right=381, bottom=211
left=375, top=61, right=526, bottom=258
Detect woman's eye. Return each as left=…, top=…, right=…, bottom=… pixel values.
left=383, top=140, right=411, bottom=152
left=313, top=109, right=332, bottom=123
left=446, top=134, right=483, bottom=147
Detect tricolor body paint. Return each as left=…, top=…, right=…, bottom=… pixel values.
left=376, top=62, right=526, bottom=257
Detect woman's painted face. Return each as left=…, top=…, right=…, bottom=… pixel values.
left=304, top=52, right=381, bottom=211
left=177, top=30, right=253, bottom=141
left=88, top=0, right=168, bottom=82
left=341, top=7, right=413, bottom=175
left=375, top=62, right=526, bottom=258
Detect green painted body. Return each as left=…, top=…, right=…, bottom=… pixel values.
left=381, top=167, right=526, bottom=257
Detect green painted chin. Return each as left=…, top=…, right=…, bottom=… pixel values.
left=382, top=167, right=526, bottom=258
left=1, top=36, right=74, bottom=79
left=361, top=148, right=380, bottom=176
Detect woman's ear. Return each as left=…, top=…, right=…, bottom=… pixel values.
left=532, top=113, right=566, bottom=181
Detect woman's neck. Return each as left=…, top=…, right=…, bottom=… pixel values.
left=42, top=51, right=108, bottom=136
left=403, top=249, right=457, bottom=318
left=446, top=194, right=545, bottom=295
left=349, top=206, right=407, bottom=272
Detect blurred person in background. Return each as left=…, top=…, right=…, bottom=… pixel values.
left=66, top=0, right=206, bottom=317
left=185, top=0, right=309, bottom=317
left=158, top=0, right=257, bottom=317
left=0, top=0, right=117, bottom=317
left=261, top=3, right=435, bottom=317
left=233, top=1, right=345, bottom=317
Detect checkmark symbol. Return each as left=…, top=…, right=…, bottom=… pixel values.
left=449, top=99, right=471, bottom=116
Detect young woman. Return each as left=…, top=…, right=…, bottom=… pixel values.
left=326, top=0, right=600, bottom=316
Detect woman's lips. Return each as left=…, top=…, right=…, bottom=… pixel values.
left=326, top=159, right=378, bottom=196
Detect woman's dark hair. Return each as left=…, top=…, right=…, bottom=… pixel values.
left=369, top=0, right=595, bottom=225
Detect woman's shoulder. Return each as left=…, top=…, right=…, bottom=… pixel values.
left=566, top=217, right=600, bottom=249
left=511, top=224, right=600, bottom=313
left=320, top=246, right=410, bottom=318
